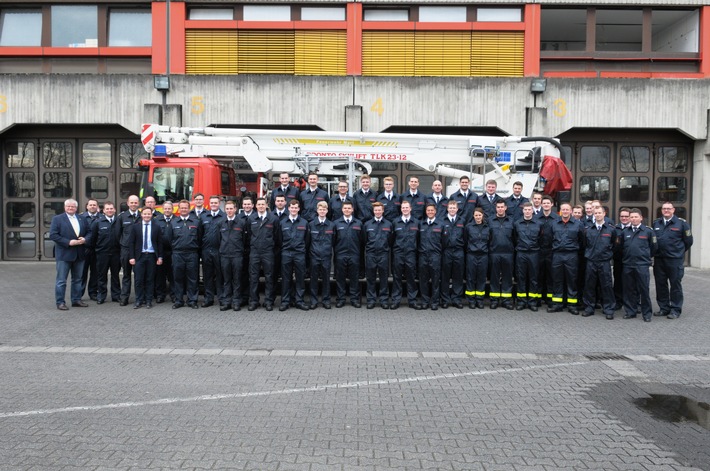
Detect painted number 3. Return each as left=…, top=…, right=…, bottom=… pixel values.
left=553, top=98, right=567, bottom=118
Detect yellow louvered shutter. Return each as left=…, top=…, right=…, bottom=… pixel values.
left=185, top=30, right=238, bottom=75
left=414, top=31, right=471, bottom=77
left=362, top=31, right=415, bottom=76
left=237, top=30, right=295, bottom=74
left=471, top=31, right=524, bottom=77
left=295, top=30, right=347, bottom=76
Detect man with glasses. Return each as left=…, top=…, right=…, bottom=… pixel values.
left=330, top=180, right=356, bottom=221
left=652, top=202, right=693, bottom=319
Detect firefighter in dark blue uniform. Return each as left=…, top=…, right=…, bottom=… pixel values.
left=448, top=175, right=478, bottom=224
left=513, top=202, right=541, bottom=311
left=620, top=208, right=657, bottom=321
left=375, top=176, right=401, bottom=223
left=400, top=176, right=426, bottom=221
left=238, top=197, right=255, bottom=307
left=199, top=196, right=226, bottom=307
left=333, top=201, right=363, bottom=307
left=478, top=180, right=504, bottom=220
left=116, top=195, right=141, bottom=305
left=218, top=200, right=248, bottom=311
left=391, top=200, right=419, bottom=309
left=299, top=172, right=329, bottom=223
left=426, top=180, right=449, bottom=220
left=489, top=200, right=515, bottom=309
left=279, top=199, right=310, bottom=311
left=91, top=201, right=120, bottom=304
left=441, top=200, right=466, bottom=309
left=582, top=206, right=618, bottom=319
left=329, top=180, right=357, bottom=221
left=652, top=202, right=693, bottom=319
left=536, top=195, right=559, bottom=307
left=248, top=198, right=281, bottom=311
left=464, top=208, right=489, bottom=309
left=309, top=202, right=336, bottom=309
left=166, top=199, right=202, bottom=309
left=548, top=203, right=585, bottom=315
left=270, top=172, right=300, bottom=210
left=80, top=198, right=100, bottom=301
left=506, top=181, right=529, bottom=222
left=272, top=194, right=288, bottom=222
left=417, top=203, right=445, bottom=310
left=613, top=208, right=631, bottom=310
left=154, top=201, right=174, bottom=303
left=354, top=175, right=376, bottom=278
left=363, top=202, right=393, bottom=309
left=271, top=194, right=288, bottom=289
left=353, top=174, right=375, bottom=223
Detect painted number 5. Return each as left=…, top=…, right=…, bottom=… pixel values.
left=191, top=96, right=205, bottom=115
left=553, top=98, right=567, bottom=118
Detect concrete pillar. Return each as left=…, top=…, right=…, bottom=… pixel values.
left=526, top=106, right=549, bottom=137
left=143, top=104, right=162, bottom=126
left=690, top=124, right=710, bottom=268
left=162, top=105, right=183, bottom=127
left=345, top=105, right=362, bottom=132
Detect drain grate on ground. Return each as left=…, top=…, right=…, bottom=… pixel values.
left=585, top=352, right=629, bottom=361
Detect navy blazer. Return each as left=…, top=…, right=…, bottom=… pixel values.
left=49, top=213, right=91, bottom=262
left=128, top=220, right=164, bottom=261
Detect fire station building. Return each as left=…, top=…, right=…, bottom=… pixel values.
left=0, top=1, right=708, bottom=266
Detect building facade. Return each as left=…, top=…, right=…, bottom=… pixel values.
left=0, top=0, right=708, bottom=266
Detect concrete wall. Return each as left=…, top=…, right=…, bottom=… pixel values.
left=1, top=75, right=708, bottom=138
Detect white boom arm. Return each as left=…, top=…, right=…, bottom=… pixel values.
left=141, top=124, right=562, bottom=196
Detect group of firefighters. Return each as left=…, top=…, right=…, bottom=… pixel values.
left=74, top=172, right=692, bottom=322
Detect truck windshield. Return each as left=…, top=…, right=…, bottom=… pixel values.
left=148, top=167, right=195, bottom=205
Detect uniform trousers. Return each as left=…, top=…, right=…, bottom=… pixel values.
left=119, top=246, right=133, bottom=303
left=281, top=251, right=306, bottom=305
left=489, top=253, right=514, bottom=303
left=391, top=251, right=418, bottom=305
left=309, top=257, right=332, bottom=304
left=441, top=249, right=465, bottom=304
left=418, top=254, right=441, bottom=307
left=202, top=247, right=223, bottom=304
left=250, top=251, right=275, bottom=305
left=96, top=251, right=121, bottom=302
left=365, top=252, right=390, bottom=304
left=155, top=249, right=173, bottom=302
left=653, top=257, right=685, bottom=316
left=551, top=251, right=579, bottom=307
left=515, top=251, right=539, bottom=304
left=172, top=251, right=199, bottom=304
left=584, top=260, right=615, bottom=315
left=335, top=255, right=360, bottom=304
left=623, top=265, right=653, bottom=319
left=465, top=253, right=488, bottom=301
left=220, top=255, right=243, bottom=307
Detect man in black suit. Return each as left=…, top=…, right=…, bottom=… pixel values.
left=49, top=198, right=92, bottom=310
left=128, top=207, right=163, bottom=309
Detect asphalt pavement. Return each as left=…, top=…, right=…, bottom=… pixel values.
left=1, top=262, right=708, bottom=471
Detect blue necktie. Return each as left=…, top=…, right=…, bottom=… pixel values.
left=143, top=224, right=148, bottom=251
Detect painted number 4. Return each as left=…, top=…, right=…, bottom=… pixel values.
left=370, top=98, right=384, bottom=116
